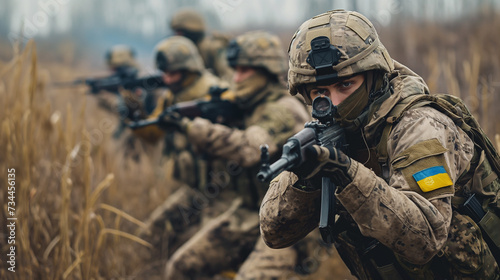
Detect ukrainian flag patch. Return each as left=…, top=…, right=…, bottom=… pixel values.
left=412, top=166, right=453, bottom=192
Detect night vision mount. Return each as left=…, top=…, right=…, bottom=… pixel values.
left=306, top=36, right=341, bottom=82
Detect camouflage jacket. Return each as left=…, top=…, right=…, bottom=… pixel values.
left=258, top=62, right=500, bottom=278
left=185, top=82, right=310, bottom=208
left=163, top=71, right=229, bottom=188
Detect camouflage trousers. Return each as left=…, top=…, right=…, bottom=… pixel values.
left=161, top=197, right=324, bottom=280
left=142, top=184, right=327, bottom=279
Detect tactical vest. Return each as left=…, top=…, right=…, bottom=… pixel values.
left=336, top=93, right=500, bottom=279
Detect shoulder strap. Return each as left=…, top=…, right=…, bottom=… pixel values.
left=376, top=94, right=431, bottom=165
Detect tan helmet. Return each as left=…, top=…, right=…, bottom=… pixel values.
left=226, top=30, right=287, bottom=78
left=170, top=8, right=205, bottom=33
left=154, top=36, right=205, bottom=74
left=288, top=10, right=394, bottom=104
left=106, top=45, right=138, bottom=69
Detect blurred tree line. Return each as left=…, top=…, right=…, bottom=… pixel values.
left=2, top=0, right=499, bottom=43
left=0, top=0, right=498, bottom=68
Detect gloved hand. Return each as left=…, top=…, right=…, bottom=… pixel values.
left=293, top=144, right=352, bottom=188
left=158, top=111, right=190, bottom=131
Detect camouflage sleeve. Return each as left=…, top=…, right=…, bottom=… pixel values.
left=185, top=96, right=310, bottom=167
left=259, top=171, right=321, bottom=248
left=130, top=93, right=166, bottom=143
left=186, top=118, right=277, bottom=167
left=337, top=107, right=473, bottom=264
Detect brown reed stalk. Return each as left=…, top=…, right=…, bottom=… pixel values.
left=463, top=47, right=481, bottom=119
left=81, top=128, right=92, bottom=280
left=442, top=52, right=461, bottom=97
left=424, top=49, right=440, bottom=93
left=480, top=79, right=489, bottom=135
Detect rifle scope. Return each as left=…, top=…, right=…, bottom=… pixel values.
left=311, top=96, right=337, bottom=124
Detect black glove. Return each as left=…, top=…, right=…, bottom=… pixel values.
left=158, top=111, right=189, bottom=131
left=293, top=144, right=352, bottom=188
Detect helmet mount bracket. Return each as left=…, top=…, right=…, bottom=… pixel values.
left=306, top=36, right=341, bottom=82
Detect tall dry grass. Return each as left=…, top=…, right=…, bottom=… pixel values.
left=0, top=41, right=175, bottom=279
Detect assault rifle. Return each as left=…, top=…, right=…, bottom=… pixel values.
left=53, top=68, right=166, bottom=94
left=257, top=96, right=346, bottom=244
left=84, top=74, right=165, bottom=94
left=128, top=86, right=241, bottom=129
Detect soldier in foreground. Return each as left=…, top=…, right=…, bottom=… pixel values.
left=170, top=8, right=233, bottom=81
left=160, top=31, right=315, bottom=279
left=260, top=10, right=500, bottom=279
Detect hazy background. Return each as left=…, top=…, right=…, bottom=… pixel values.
left=2, top=0, right=499, bottom=70
left=1, top=1, right=500, bottom=279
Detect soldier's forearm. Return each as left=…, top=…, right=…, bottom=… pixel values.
left=187, top=118, right=277, bottom=167
left=259, top=172, right=320, bottom=248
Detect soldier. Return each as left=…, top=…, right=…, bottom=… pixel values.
left=105, top=44, right=139, bottom=78
left=94, top=45, right=158, bottom=142
left=159, top=30, right=317, bottom=279
left=140, top=35, right=230, bottom=257
left=170, top=8, right=233, bottom=81
left=259, top=10, right=500, bottom=279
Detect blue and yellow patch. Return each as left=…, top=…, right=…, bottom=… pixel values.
left=412, top=166, right=453, bottom=192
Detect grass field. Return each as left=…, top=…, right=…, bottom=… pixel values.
left=1, top=12, right=499, bottom=280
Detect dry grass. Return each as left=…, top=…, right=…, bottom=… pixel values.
left=379, top=11, right=500, bottom=139
left=1, top=11, right=499, bottom=280
left=0, top=41, right=172, bottom=279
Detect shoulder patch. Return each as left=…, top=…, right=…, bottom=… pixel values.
left=412, top=166, right=453, bottom=192
left=392, top=138, right=454, bottom=199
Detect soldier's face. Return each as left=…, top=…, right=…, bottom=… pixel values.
left=233, top=66, right=256, bottom=83
left=162, top=71, right=183, bottom=85
left=308, top=74, right=365, bottom=105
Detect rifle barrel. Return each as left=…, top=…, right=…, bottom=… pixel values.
left=128, top=119, right=159, bottom=129
left=257, top=156, right=297, bottom=182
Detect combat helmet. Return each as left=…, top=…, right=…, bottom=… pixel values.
left=154, top=36, right=205, bottom=74
left=226, top=30, right=287, bottom=79
left=170, top=8, right=205, bottom=44
left=106, top=45, right=138, bottom=70
left=288, top=10, right=394, bottom=104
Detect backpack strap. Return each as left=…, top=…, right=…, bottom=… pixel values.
left=375, top=94, right=432, bottom=168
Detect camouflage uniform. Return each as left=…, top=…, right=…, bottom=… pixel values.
left=170, top=8, right=233, bottom=81
left=93, top=45, right=167, bottom=150
left=260, top=10, right=500, bottom=279
left=163, top=31, right=314, bottom=280
left=139, top=36, right=231, bottom=258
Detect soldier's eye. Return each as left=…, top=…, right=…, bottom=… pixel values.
left=340, top=81, right=353, bottom=88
